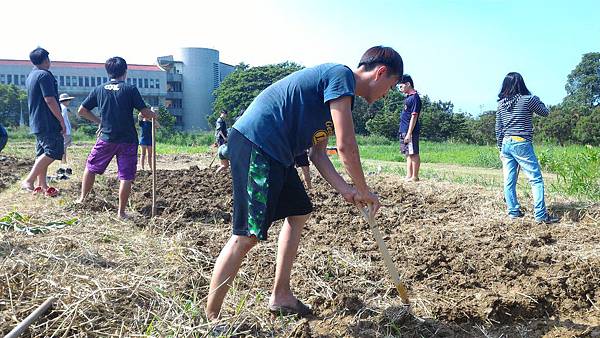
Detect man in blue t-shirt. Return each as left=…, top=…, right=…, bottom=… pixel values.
left=76, top=56, right=156, bottom=219
left=206, top=46, right=403, bottom=320
left=21, top=47, right=66, bottom=197
left=398, top=74, right=422, bottom=182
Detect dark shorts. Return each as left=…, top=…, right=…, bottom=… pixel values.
left=139, top=136, right=152, bottom=146
left=35, top=133, right=64, bottom=160
left=86, top=139, right=138, bottom=181
left=294, top=152, right=309, bottom=167
left=229, top=129, right=313, bottom=241
left=400, top=133, right=419, bottom=155
left=217, top=144, right=229, bottom=160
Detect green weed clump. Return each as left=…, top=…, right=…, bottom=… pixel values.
left=539, top=145, right=600, bottom=201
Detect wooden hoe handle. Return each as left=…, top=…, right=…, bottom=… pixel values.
left=359, top=206, right=410, bottom=304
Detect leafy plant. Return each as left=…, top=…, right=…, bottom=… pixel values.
left=0, top=211, right=78, bottom=235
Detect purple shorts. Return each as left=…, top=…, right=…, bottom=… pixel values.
left=86, top=139, right=138, bottom=181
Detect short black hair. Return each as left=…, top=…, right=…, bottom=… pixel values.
left=498, top=72, right=531, bottom=100
left=358, top=46, right=403, bottom=78
left=29, top=47, right=49, bottom=65
left=105, top=57, right=128, bottom=78
left=400, top=74, right=414, bottom=88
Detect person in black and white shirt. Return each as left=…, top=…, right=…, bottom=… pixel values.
left=496, top=72, right=559, bottom=224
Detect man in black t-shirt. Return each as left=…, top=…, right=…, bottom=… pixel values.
left=21, top=47, right=66, bottom=197
left=215, top=110, right=228, bottom=146
left=77, top=56, right=156, bottom=218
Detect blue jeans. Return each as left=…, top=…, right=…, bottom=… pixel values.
left=501, top=137, right=547, bottom=221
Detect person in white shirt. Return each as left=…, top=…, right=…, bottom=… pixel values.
left=58, top=93, right=75, bottom=175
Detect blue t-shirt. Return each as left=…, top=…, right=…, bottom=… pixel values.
left=233, top=63, right=355, bottom=166
left=399, top=92, right=422, bottom=135
left=26, top=69, right=61, bottom=135
left=139, top=120, right=152, bottom=144
left=82, top=80, right=147, bottom=144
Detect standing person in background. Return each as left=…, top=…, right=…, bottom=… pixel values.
left=398, top=74, right=421, bottom=182
left=0, top=124, right=7, bottom=153
left=139, top=112, right=160, bottom=170
left=294, top=150, right=312, bottom=190
left=77, top=56, right=156, bottom=219
left=215, top=110, right=228, bottom=146
left=496, top=72, right=559, bottom=224
left=58, top=93, right=75, bottom=176
left=22, top=47, right=65, bottom=197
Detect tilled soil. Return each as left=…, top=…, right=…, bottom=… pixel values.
left=124, top=166, right=599, bottom=336
left=3, top=164, right=599, bottom=337
left=0, top=156, right=33, bottom=192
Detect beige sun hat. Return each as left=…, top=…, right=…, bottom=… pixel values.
left=59, top=93, right=75, bottom=102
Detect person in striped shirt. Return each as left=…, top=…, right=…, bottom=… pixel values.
left=496, top=72, right=559, bottom=224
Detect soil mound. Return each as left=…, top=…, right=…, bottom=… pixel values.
left=0, top=156, right=33, bottom=191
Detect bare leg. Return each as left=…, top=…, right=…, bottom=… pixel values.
left=118, top=180, right=133, bottom=218
left=77, top=168, right=96, bottom=202
left=405, top=155, right=413, bottom=181
left=61, top=149, right=68, bottom=167
left=140, top=147, right=146, bottom=170
left=270, top=213, right=309, bottom=307
left=300, top=166, right=312, bottom=190
left=23, top=154, right=55, bottom=190
left=215, top=159, right=229, bottom=175
left=206, top=235, right=258, bottom=320
left=148, top=146, right=153, bottom=170
left=411, top=154, right=421, bottom=181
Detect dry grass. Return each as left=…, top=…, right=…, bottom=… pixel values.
left=1, top=144, right=599, bottom=337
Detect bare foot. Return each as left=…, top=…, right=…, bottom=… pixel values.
left=410, top=177, right=420, bottom=182
left=21, top=181, right=34, bottom=192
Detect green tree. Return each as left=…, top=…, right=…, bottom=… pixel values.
left=156, top=105, right=176, bottom=136
left=573, top=106, right=600, bottom=145
left=419, top=97, right=458, bottom=141
left=533, top=102, right=582, bottom=145
left=365, top=89, right=405, bottom=139
left=466, top=111, right=497, bottom=145
left=0, top=84, right=27, bottom=126
left=209, top=61, right=304, bottom=126
left=565, top=52, right=600, bottom=107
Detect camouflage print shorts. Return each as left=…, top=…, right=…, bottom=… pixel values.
left=229, top=129, right=313, bottom=241
left=246, top=147, right=269, bottom=239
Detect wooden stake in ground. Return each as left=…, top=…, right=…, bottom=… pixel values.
left=151, top=108, right=157, bottom=217
left=5, top=296, right=56, bottom=338
left=359, top=206, right=410, bottom=305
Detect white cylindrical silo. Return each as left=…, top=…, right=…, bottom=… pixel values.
left=179, top=47, right=220, bottom=131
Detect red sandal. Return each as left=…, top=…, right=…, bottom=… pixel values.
left=45, top=187, right=59, bottom=197
left=32, top=186, right=43, bottom=195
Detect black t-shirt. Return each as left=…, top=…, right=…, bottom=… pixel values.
left=25, top=69, right=61, bottom=135
left=82, top=80, right=147, bottom=144
left=215, top=117, right=227, bottom=138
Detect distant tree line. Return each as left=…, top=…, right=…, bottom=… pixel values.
left=2, top=52, right=598, bottom=146
left=210, top=52, right=600, bottom=146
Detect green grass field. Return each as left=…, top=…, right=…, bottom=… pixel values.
left=4, top=128, right=599, bottom=200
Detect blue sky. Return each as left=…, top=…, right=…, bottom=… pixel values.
left=3, top=0, right=599, bottom=115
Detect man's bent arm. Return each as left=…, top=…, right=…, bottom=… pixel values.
left=330, top=96, right=369, bottom=193
left=44, top=97, right=65, bottom=130
left=77, top=106, right=101, bottom=124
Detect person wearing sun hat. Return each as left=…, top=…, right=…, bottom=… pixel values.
left=58, top=93, right=75, bottom=175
